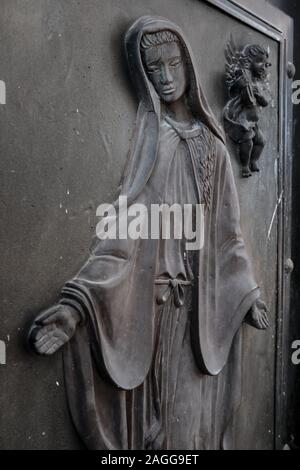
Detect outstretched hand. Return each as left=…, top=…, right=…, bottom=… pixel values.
left=30, top=304, right=80, bottom=356
left=245, top=299, right=270, bottom=330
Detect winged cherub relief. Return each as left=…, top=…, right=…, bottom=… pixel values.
left=223, top=37, right=272, bottom=178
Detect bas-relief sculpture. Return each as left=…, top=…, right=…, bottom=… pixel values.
left=28, top=16, right=270, bottom=450
left=223, top=38, right=272, bottom=178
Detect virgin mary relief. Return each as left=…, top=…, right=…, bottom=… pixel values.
left=29, top=17, right=270, bottom=450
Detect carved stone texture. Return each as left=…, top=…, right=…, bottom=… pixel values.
left=28, top=16, right=269, bottom=450
left=223, top=37, right=272, bottom=178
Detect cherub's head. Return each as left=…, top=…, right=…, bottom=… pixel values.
left=140, top=30, right=188, bottom=104
left=240, top=44, right=271, bottom=80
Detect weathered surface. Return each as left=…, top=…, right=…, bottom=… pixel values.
left=0, top=0, right=285, bottom=449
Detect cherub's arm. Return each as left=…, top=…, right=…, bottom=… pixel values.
left=253, top=89, right=269, bottom=107
left=228, top=69, right=256, bottom=107
left=252, top=80, right=271, bottom=107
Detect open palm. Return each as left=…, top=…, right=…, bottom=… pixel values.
left=31, top=304, right=80, bottom=356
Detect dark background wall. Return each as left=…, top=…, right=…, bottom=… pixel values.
left=0, top=0, right=298, bottom=449
left=267, top=0, right=300, bottom=447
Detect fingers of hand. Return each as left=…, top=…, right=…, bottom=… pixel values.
left=34, top=326, right=69, bottom=355
left=261, top=312, right=270, bottom=329
left=258, top=312, right=270, bottom=330
left=35, top=324, right=56, bottom=342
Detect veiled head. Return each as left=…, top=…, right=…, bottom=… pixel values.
left=140, top=30, right=188, bottom=103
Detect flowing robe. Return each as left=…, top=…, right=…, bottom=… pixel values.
left=59, top=117, right=260, bottom=450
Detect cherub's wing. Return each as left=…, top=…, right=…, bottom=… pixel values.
left=225, top=35, right=240, bottom=90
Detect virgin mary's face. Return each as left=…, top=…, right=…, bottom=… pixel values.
left=143, top=41, right=187, bottom=103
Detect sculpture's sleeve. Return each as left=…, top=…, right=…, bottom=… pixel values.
left=58, top=295, right=86, bottom=324
left=58, top=216, right=159, bottom=391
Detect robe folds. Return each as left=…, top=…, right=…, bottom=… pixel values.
left=55, top=16, right=260, bottom=449
left=61, top=120, right=259, bottom=380
left=60, top=118, right=259, bottom=449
